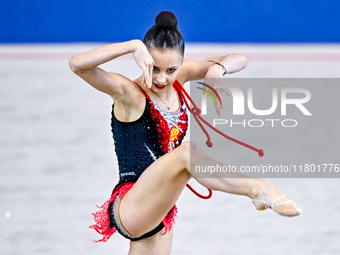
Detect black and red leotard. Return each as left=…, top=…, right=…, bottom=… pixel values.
left=89, top=80, right=188, bottom=242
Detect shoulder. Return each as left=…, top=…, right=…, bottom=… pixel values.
left=110, top=77, right=142, bottom=100
left=112, top=78, right=146, bottom=108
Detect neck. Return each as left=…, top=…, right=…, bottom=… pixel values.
left=150, top=85, right=173, bottom=111
left=134, top=77, right=174, bottom=106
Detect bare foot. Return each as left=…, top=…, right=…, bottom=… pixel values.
left=251, top=180, right=302, bottom=217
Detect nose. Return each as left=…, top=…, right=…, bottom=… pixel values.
left=156, top=72, right=166, bottom=85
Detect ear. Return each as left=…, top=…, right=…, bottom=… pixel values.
left=181, top=55, right=185, bottom=64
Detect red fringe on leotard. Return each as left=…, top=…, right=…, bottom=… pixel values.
left=89, top=182, right=177, bottom=242
left=162, top=203, right=177, bottom=235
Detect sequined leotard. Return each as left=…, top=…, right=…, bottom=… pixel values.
left=111, top=80, right=188, bottom=186
left=90, top=80, right=188, bottom=242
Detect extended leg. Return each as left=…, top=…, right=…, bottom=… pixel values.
left=119, top=141, right=301, bottom=237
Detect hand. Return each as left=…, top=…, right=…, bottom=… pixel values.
left=132, top=41, right=154, bottom=88
left=201, top=65, right=229, bottom=116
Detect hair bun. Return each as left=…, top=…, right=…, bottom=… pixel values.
left=155, top=11, right=178, bottom=30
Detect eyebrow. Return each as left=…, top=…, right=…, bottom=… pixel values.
left=153, top=65, right=178, bottom=69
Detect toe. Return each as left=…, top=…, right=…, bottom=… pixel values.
left=273, top=201, right=302, bottom=217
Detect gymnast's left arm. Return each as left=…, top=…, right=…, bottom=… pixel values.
left=178, top=54, right=248, bottom=115
left=179, top=53, right=248, bottom=83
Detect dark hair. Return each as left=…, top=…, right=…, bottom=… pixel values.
left=143, top=11, right=185, bottom=57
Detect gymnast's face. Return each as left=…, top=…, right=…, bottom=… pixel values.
left=148, top=48, right=183, bottom=93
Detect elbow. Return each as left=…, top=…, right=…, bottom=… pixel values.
left=225, top=54, right=249, bottom=73
left=68, top=55, right=82, bottom=73
left=238, top=54, right=249, bottom=70
left=243, top=54, right=249, bottom=67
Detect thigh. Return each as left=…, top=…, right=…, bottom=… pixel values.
left=128, top=228, right=173, bottom=255
left=119, top=142, right=191, bottom=237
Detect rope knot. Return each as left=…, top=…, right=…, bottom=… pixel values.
left=191, top=107, right=201, bottom=115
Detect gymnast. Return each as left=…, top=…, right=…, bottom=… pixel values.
left=69, top=11, right=301, bottom=255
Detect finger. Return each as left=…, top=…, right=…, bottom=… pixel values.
left=148, top=63, right=153, bottom=88
left=144, top=65, right=149, bottom=88
left=200, top=80, right=220, bottom=110
left=218, top=95, right=223, bottom=110
left=204, top=83, right=223, bottom=110
left=224, top=88, right=230, bottom=96
left=216, top=91, right=223, bottom=110
left=204, top=86, right=220, bottom=115
left=214, top=98, right=221, bottom=116
left=220, top=88, right=230, bottom=109
left=142, top=67, right=148, bottom=87
left=216, top=88, right=224, bottom=109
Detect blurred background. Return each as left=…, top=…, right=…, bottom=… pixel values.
left=1, top=0, right=340, bottom=43
left=1, top=1, right=340, bottom=255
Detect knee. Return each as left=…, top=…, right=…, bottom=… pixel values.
left=180, top=141, right=196, bottom=158
left=179, top=141, right=209, bottom=165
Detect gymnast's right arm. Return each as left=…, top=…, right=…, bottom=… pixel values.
left=68, top=40, right=153, bottom=100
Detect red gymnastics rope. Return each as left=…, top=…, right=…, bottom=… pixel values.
left=174, top=81, right=264, bottom=200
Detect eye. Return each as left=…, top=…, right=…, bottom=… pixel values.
left=153, top=66, right=159, bottom=72
left=167, top=68, right=177, bottom=73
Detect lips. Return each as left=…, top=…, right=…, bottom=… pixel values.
left=154, top=83, right=167, bottom=89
